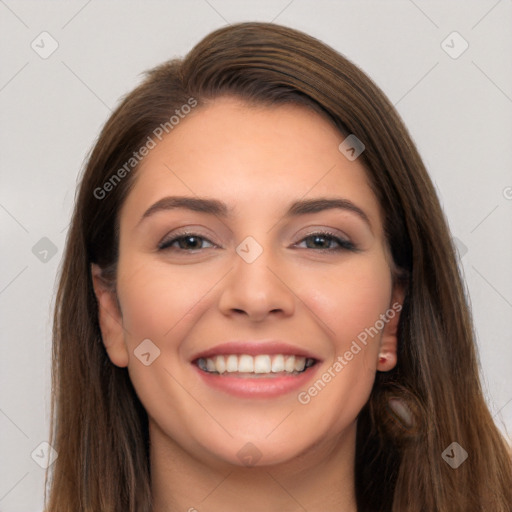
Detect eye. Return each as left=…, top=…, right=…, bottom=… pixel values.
left=158, top=232, right=216, bottom=252
left=295, top=231, right=357, bottom=252
left=157, top=230, right=357, bottom=253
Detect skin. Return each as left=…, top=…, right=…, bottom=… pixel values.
left=92, top=97, right=404, bottom=512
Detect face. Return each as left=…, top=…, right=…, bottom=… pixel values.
left=92, top=97, right=403, bottom=470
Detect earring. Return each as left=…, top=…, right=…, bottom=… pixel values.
left=379, top=356, right=386, bottom=364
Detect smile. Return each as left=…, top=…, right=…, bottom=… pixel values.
left=195, top=354, right=317, bottom=376
left=192, top=354, right=321, bottom=398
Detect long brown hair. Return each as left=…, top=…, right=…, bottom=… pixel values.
left=45, top=22, right=512, bottom=511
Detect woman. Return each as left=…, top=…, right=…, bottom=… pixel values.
left=45, top=22, right=512, bottom=511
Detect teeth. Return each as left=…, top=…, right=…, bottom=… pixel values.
left=206, top=358, right=216, bottom=372
left=284, top=355, right=296, bottom=372
left=294, top=356, right=306, bottom=371
left=196, top=354, right=315, bottom=375
left=216, top=355, right=226, bottom=373
left=254, top=354, right=271, bottom=373
left=238, top=354, right=254, bottom=372
left=271, top=354, right=285, bottom=372
left=226, top=355, right=238, bottom=372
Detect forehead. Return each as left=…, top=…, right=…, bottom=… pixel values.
left=120, top=97, right=384, bottom=236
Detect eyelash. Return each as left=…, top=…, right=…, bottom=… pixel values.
left=157, top=230, right=357, bottom=253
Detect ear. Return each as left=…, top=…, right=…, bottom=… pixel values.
left=377, top=283, right=405, bottom=372
left=91, top=263, right=129, bottom=368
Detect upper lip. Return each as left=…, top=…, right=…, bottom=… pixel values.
left=190, top=340, right=322, bottom=362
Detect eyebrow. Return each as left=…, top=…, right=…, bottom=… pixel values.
left=138, top=195, right=372, bottom=231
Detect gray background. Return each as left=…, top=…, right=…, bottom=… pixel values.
left=1, top=1, right=511, bottom=510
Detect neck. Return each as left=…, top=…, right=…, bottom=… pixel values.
left=149, top=420, right=358, bottom=512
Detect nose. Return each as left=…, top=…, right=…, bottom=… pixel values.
left=217, top=243, right=296, bottom=322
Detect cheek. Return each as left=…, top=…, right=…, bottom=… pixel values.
left=115, top=257, right=213, bottom=426
left=303, top=254, right=393, bottom=350
left=116, top=257, right=214, bottom=343
left=296, top=258, right=392, bottom=429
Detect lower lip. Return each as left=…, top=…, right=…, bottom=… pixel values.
left=192, top=363, right=321, bottom=398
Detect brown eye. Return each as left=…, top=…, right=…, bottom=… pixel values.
left=158, top=233, right=215, bottom=251
left=296, top=231, right=356, bottom=252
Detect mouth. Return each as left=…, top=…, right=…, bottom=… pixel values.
left=194, top=354, right=319, bottom=378
left=191, top=351, right=322, bottom=398
left=189, top=340, right=323, bottom=397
